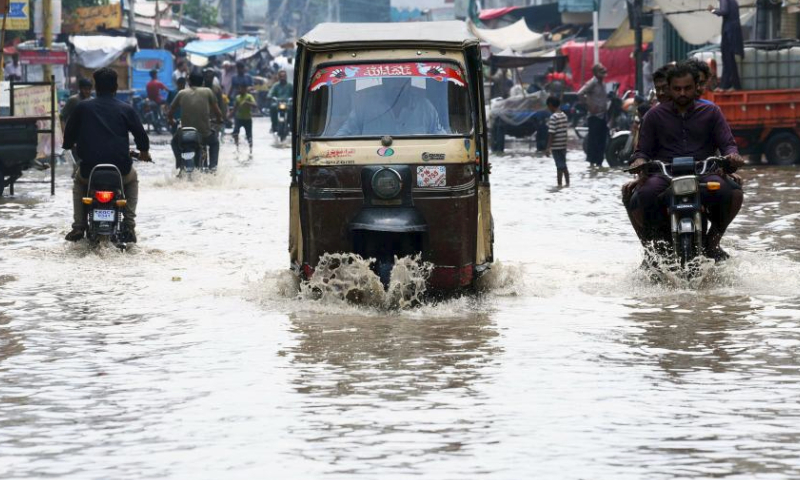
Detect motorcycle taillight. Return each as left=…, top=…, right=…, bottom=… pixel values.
left=94, top=191, right=114, bottom=203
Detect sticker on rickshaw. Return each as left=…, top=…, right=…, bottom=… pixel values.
left=321, top=148, right=355, bottom=158
left=417, top=166, right=447, bottom=187
left=309, top=62, right=466, bottom=92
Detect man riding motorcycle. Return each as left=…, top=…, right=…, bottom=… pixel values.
left=62, top=68, right=151, bottom=243
left=623, top=62, right=744, bottom=260
left=268, top=70, right=293, bottom=133
left=168, top=72, right=225, bottom=171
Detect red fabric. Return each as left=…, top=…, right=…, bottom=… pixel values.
left=545, top=71, right=567, bottom=84
left=478, top=7, right=520, bottom=21
left=146, top=80, right=168, bottom=103
left=560, top=40, right=638, bottom=94
left=196, top=33, right=232, bottom=41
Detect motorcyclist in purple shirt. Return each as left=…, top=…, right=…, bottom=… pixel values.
left=623, top=62, right=745, bottom=260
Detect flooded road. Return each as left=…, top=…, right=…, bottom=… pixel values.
left=2, top=118, right=800, bottom=479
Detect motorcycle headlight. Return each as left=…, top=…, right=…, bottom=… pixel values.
left=181, top=152, right=196, bottom=159
left=672, top=177, right=698, bottom=196
left=371, top=168, right=402, bottom=200
left=278, top=103, right=287, bottom=110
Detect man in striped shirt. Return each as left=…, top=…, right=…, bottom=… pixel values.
left=545, top=96, right=570, bottom=187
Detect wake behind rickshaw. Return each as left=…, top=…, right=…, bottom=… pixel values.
left=289, top=21, right=493, bottom=291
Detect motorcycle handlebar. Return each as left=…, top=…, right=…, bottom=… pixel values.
left=624, top=156, right=731, bottom=175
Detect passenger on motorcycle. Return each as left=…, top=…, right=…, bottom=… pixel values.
left=168, top=72, right=224, bottom=171
left=623, top=62, right=744, bottom=260
left=651, top=64, right=673, bottom=105
left=268, top=70, right=292, bottom=133
left=63, top=68, right=151, bottom=243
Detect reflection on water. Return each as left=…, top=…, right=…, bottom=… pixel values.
left=1, top=129, right=800, bottom=478
left=285, top=313, right=500, bottom=473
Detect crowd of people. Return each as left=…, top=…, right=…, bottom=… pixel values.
left=59, top=54, right=295, bottom=244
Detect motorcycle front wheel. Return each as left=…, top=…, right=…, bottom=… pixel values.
left=679, top=233, right=695, bottom=268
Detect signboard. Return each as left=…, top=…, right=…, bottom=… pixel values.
left=18, top=50, right=69, bottom=65
left=0, top=0, right=30, bottom=30
left=13, top=85, right=62, bottom=158
left=62, top=3, right=122, bottom=33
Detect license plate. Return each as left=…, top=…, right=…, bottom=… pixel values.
left=93, top=209, right=115, bottom=222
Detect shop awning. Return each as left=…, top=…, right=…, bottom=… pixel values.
left=478, top=7, right=520, bottom=21
left=603, top=20, right=654, bottom=49
left=654, top=0, right=756, bottom=45
left=70, top=35, right=138, bottom=69
left=469, top=18, right=545, bottom=52
left=487, top=47, right=562, bottom=69
left=183, top=36, right=260, bottom=58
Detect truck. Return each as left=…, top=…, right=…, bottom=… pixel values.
left=694, top=41, right=800, bottom=165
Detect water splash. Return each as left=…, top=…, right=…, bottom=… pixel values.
left=296, top=253, right=432, bottom=310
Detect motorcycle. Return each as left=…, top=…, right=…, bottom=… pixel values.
left=175, top=126, right=209, bottom=176
left=628, top=156, right=732, bottom=274
left=272, top=97, right=292, bottom=142
left=133, top=96, right=167, bottom=134
left=81, top=153, right=143, bottom=249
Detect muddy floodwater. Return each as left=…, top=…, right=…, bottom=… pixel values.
left=2, top=118, right=800, bottom=479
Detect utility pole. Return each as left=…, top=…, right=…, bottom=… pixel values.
left=633, top=0, right=643, bottom=93
left=43, top=0, right=52, bottom=80
left=153, top=0, right=160, bottom=48
left=592, top=0, right=600, bottom=64
left=1, top=0, right=9, bottom=82
left=231, top=0, right=237, bottom=34
left=128, top=0, right=136, bottom=35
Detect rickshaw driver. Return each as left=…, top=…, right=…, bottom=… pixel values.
left=336, top=77, right=445, bottom=136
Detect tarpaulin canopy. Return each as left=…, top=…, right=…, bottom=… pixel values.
left=479, top=7, right=520, bottom=21
left=560, top=40, right=638, bottom=93
left=603, top=21, right=654, bottom=49
left=469, top=19, right=546, bottom=52
left=183, top=36, right=260, bottom=58
left=69, top=35, right=138, bottom=69
left=654, top=0, right=756, bottom=45
left=487, top=47, right=562, bottom=69
left=480, top=4, right=562, bottom=32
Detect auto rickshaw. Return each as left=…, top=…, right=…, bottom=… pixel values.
left=289, top=21, right=493, bottom=291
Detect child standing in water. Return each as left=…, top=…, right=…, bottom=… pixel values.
left=545, top=96, right=570, bottom=187
left=231, top=84, right=257, bottom=153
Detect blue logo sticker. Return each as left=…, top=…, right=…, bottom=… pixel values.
left=464, top=139, right=471, bottom=152
left=377, top=147, right=394, bottom=157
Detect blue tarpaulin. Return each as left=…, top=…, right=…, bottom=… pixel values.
left=183, top=37, right=260, bottom=57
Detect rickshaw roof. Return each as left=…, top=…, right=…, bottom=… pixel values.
left=299, top=21, right=478, bottom=50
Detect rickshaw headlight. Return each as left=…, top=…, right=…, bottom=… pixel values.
left=672, top=177, right=698, bottom=196
left=371, top=168, right=403, bottom=200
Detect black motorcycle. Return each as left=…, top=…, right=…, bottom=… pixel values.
left=81, top=156, right=140, bottom=249
left=272, top=97, right=292, bottom=142
left=628, top=156, right=732, bottom=273
left=175, top=127, right=208, bottom=176
left=133, top=96, right=167, bottom=134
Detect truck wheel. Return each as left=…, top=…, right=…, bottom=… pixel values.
left=765, top=132, right=800, bottom=166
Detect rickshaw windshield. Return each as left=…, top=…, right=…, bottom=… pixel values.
left=304, top=61, right=472, bottom=138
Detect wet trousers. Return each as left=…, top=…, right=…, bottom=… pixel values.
left=171, top=131, right=220, bottom=170
left=586, top=116, right=608, bottom=166
left=624, top=173, right=742, bottom=243
left=720, top=47, right=742, bottom=90
left=73, top=168, right=138, bottom=230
